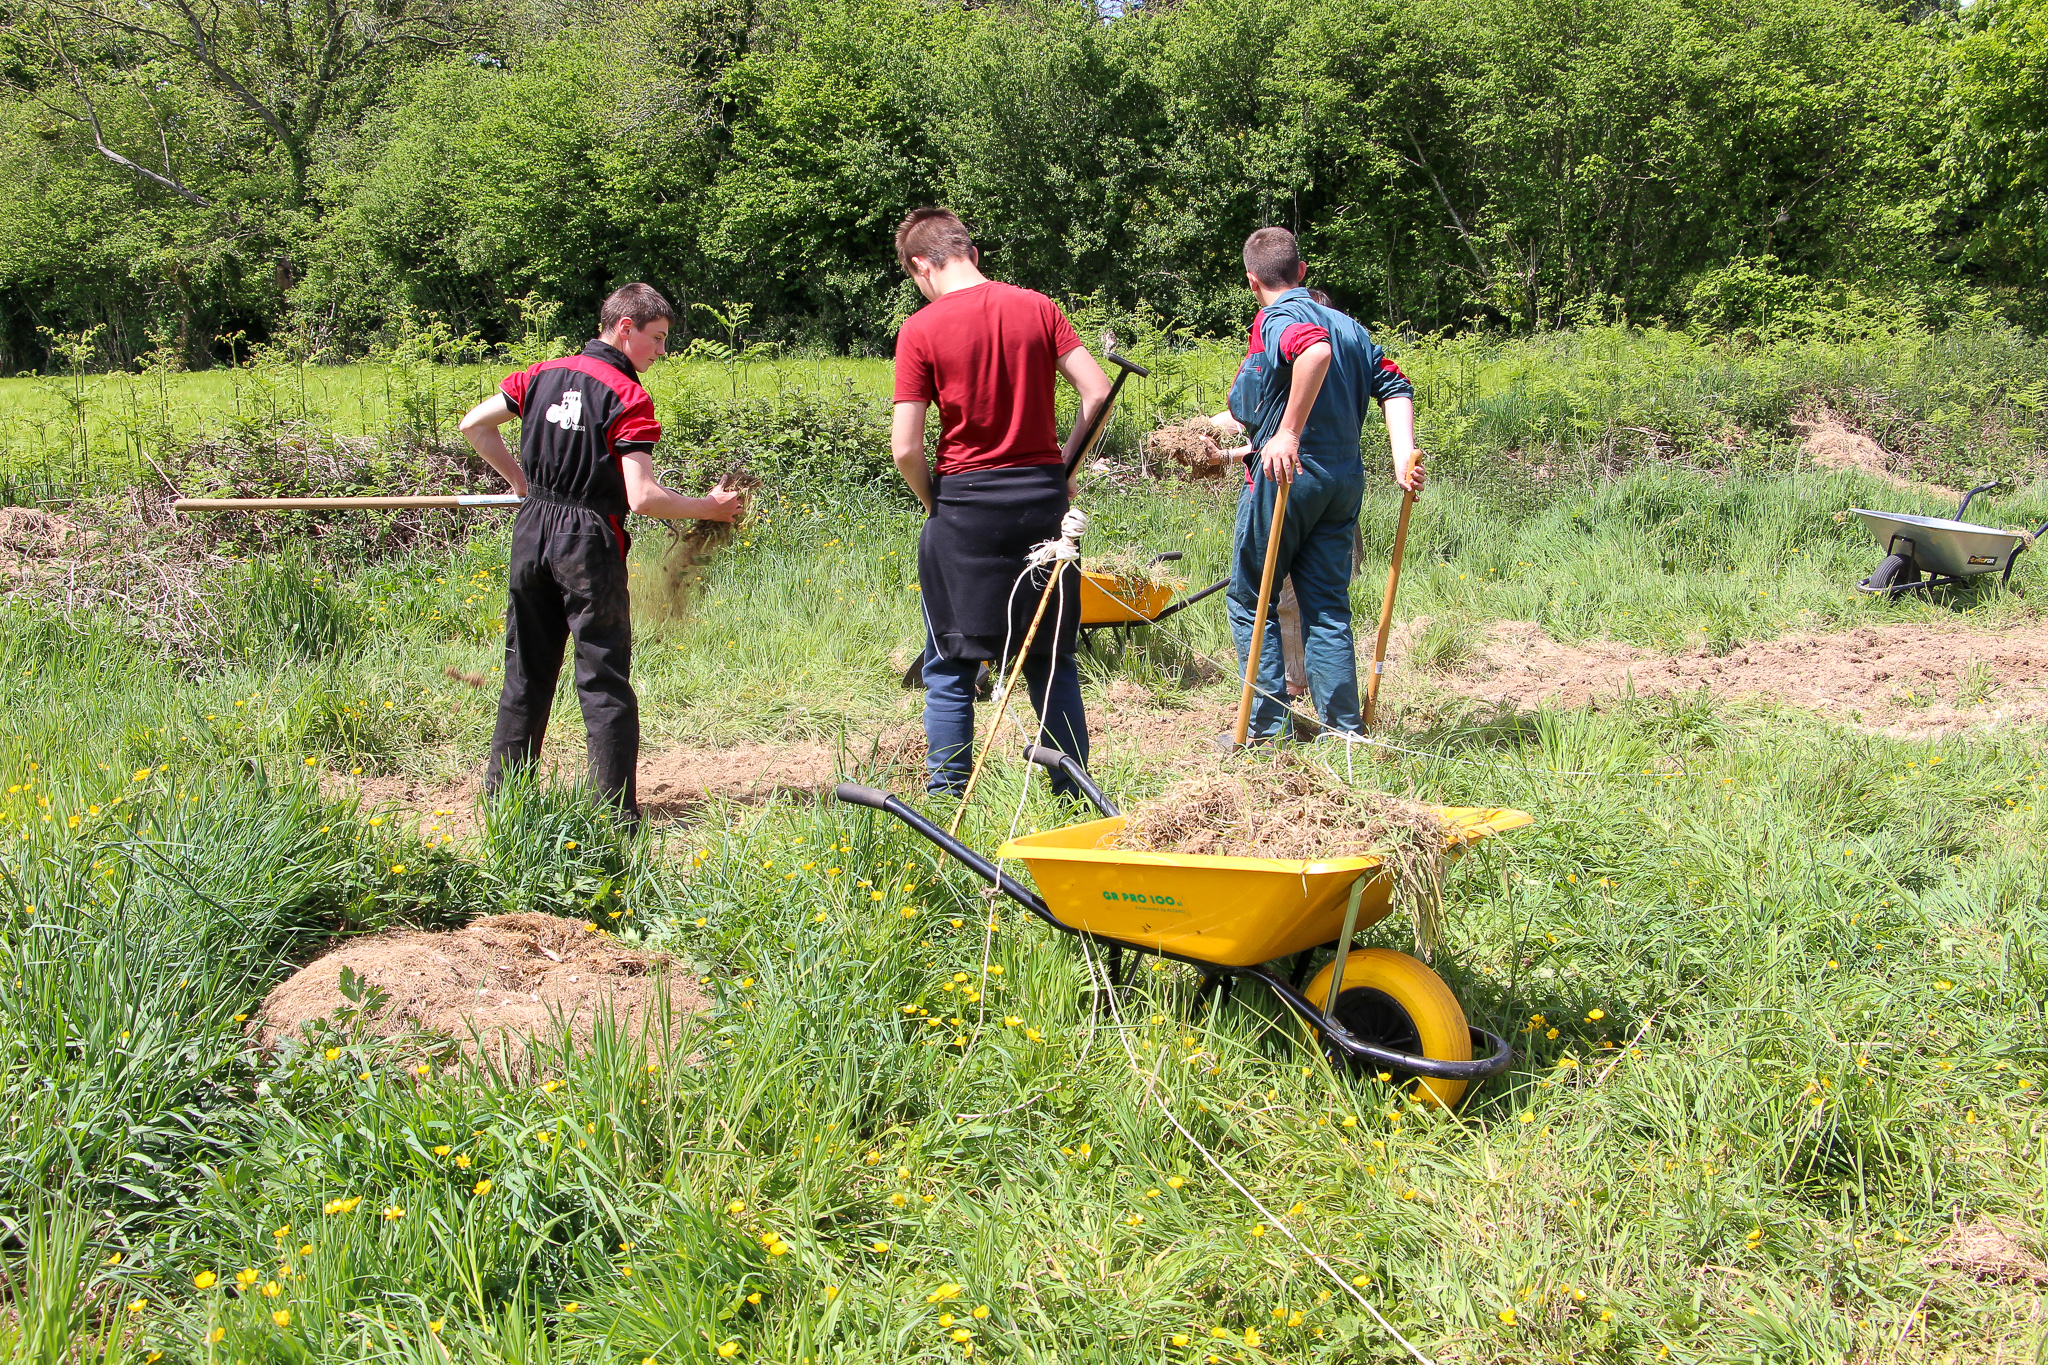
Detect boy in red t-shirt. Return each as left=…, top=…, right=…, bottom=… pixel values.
left=890, top=207, right=1111, bottom=798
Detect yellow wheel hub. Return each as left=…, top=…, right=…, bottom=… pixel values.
left=1302, top=948, right=1473, bottom=1109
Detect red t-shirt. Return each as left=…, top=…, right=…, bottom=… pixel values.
left=893, top=281, right=1082, bottom=475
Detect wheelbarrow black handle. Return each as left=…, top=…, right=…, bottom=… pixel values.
left=1148, top=576, right=1230, bottom=623
left=1020, top=746, right=1120, bottom=818
left=829, top=783, right=1064, bottom=929
left=1146, top=551, right=1184, bottom=567
left=1956, top=478, right=2005, bottom=522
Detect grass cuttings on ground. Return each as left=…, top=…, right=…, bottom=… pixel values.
left=1109, top=759, right=1450, bottom=953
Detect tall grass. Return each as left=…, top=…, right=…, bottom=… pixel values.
left=10, top=316, right=2048, bottom=508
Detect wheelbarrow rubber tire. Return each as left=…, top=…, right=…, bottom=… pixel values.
left=1863, top=553, right=1921, bottom=593
left=1302, top=949, right=1472, bottom=1109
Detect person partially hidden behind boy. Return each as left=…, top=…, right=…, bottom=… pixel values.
left=890, top=207, right=1112, bottom=798
left=457, top=283, right=744, bottom=822
left=1210, top=229, right=1422, bottom=742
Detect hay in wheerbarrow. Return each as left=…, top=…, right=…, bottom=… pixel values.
left=647, top=462, right=763, bottom=624
left=1109, top=760, right=1451, bottom=955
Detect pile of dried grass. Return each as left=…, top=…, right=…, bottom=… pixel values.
left=1085, top=548, right=1182, bottom=586
left=647, top=463, right=763, bottom=625
left=1109, top=761, right=1451, bottom=954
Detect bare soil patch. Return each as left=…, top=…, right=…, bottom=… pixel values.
left=1793, top=410, right=1957, bottom=498
left=1408, top=619, right=2048, bottom=737
left=257, top=912, right=707, bottom=1071
left=327, top=732, right=929, bottom=833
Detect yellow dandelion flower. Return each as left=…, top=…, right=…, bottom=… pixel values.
left=1498, top=1308, right=1515, bottom=1325
left=473, top=1179, right=492, bottom=1195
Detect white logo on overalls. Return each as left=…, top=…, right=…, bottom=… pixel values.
left=545, top=390, right=585, bottom=432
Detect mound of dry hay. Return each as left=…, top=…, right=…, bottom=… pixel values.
left=648, top=463, right=763, bottom=624
left=1109, top=764, right=1451, bottom=954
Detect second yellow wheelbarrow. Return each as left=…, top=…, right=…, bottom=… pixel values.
left=835, top=748, right=1529, bottom=1107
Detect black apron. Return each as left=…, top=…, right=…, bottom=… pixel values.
left=917, top=464, right=1080, bottom=662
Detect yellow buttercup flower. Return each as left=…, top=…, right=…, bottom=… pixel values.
left=272, top=1310, right=291, bottom=1328
left=194, top=1271, right=217, bottom=1289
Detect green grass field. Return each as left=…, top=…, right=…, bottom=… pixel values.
left=2, top=450, right=2043, bottom=1362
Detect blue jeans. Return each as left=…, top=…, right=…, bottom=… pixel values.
left=1227, top=462, right=1366, bottom=741
left=923, top=651, right=1089, bottom=798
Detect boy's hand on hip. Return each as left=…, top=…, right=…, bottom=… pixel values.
left=1260, top=429, right=1302, bottom=483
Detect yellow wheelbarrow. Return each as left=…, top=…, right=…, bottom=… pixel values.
left=1077, top=551, right=1228, bottom=647
left=834, top=749, right=1529, bottom=1107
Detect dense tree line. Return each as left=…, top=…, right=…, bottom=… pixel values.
left=2, top=0, right=2045, bottom=370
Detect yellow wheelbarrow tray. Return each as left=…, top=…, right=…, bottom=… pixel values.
left=1077, top=551, right=1229, bottom=634
left=833, top=748, right=1529, bottom=1092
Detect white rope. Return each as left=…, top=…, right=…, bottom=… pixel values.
left=948, top=513, right=1093, bottom=1120
left=1076, top=935, right=1438, bottom=1365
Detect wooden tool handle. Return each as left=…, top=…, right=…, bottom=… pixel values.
left=172, top=495, right=523, bottom=511
left=1232, top=477, right=1292, bottom=747
left=1362, top=486, right=1416, bottom=730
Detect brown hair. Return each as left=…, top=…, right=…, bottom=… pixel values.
left=1244, top=227, right=1304, bottom=289
left=896, top=207, right=975, bottom=275
left=600, top=283, right=674, bottom=333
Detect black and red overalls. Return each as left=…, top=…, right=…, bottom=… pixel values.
left=485, top=339, right=659, bottom=817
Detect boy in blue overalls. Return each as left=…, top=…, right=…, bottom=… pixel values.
left=1212, top=228, right=1423, bottom=742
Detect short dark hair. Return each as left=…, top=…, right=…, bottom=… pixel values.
left=600, top=283, right=674, bottom=333
left=1244, top=227, right=1303, bottom=289
left=896, top=207, right=975, bottom=275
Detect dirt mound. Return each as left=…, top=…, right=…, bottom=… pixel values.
left=257, top=913, right=707, bottom=1070
left=1793, top=410, right=1957, bottom=498
left=1927, top=1218, right=2048, bottom=1285
left=1408, top=619, right=2048, bottom=737
left=639, top=730, right=924, bottom=810
left=0, top=506, right=81, bottom=558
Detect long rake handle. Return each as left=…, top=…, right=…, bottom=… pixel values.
left=1232, top=477, right=1292, bottom=748
left=1363, top=487, right=1416, bottom=730
left=173, top=495, right=523, bottom=511
left=947, top=558, right=1068, bottom=838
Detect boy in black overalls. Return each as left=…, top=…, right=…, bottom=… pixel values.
left=457, top=284, right=743, bottom=820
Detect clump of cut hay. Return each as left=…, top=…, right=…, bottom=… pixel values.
left=1109, top=761, right=1451, bottom=954
left=1086, top=548, right=1184, bottom=586
left=1144, top=416, right=1237, bottom=479
left=648, top=462, right=762, bottom=624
